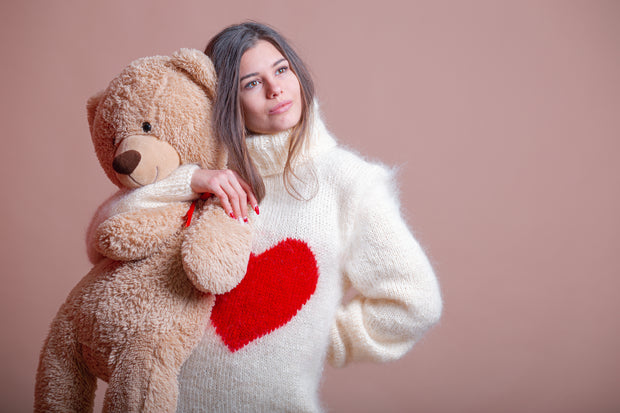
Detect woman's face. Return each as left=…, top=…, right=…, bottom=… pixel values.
left=239, top=40, right=302, bottom=135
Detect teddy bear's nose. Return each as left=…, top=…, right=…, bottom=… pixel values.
left=113, top=150, right=141, bottom=175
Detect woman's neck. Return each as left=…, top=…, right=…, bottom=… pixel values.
left=245, top=111, right=336, bottom=177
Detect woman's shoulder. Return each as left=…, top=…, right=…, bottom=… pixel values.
left=310, top=144, right=395, bottom=208
left=319, top=144, right=391, bottom=185
left=308, top=115, right=393, bottom=193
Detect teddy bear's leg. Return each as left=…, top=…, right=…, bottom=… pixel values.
left=102, top=349, right=152, bottom=413
left=182, top=204, right=253, bottom=294
left=35, top=314, right=97, bottom=413
left=142, top=344, right=187, bottom=413
left=103, top=343, right=185, bottom=413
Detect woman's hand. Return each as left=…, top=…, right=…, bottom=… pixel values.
left=191, top=169, right=259, bottom=222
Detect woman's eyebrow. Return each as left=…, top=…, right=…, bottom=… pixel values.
left=240, top=72, right=258, bottom=82
left=239, top=58, right=288, bottom=82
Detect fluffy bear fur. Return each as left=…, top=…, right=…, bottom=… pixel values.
left=35, top=49, right=252, bottom=412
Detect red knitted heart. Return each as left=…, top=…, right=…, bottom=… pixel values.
left=211, top=238, right=318, bottom=352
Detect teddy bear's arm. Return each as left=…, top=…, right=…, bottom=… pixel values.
left=182, top=203, right=253, bottom=294
left=95, top=203, right=189, bottom=261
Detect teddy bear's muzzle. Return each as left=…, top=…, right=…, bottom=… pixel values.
left=113, top=135, right=181, bottom=188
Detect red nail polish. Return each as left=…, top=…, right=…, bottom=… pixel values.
left=254, top=205, right=260, bottom=215
left=229, top=212, right=235, bottom=219
left=243, top=217, right=248, bottom=223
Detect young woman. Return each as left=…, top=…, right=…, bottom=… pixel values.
left=171, top=22, right=443, bottom=412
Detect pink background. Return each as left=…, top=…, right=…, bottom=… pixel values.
left=1, top=1, right=619, bottom=412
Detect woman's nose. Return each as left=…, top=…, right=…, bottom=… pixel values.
left=266, top=80, right=282, bottom=98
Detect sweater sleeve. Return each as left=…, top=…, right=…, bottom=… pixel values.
left=327, top=165, right=442, bottom=368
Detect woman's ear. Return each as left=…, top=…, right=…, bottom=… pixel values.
left=171, top=48, right=217, bottom=100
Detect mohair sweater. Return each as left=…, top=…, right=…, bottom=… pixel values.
left=174, top=113, right=442, bottom=412
left=87, top=110, right=442, bottom=412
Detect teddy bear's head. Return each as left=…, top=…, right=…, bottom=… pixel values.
left=87, top=49, right=225, bottom=189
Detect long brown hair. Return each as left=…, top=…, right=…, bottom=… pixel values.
left=204, top=22, right=315, bottom=203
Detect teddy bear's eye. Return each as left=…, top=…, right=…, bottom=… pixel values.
left=142, top=122, right=152, bottom=133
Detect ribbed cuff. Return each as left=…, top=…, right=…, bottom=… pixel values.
left=152, top=164, right=201, bottom=200
left=107, top=164, right=201, bottom=216
left=327, top=320, right=347, bottom=368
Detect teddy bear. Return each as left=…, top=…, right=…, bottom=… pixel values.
left=34, top=49, right=253, bottom=413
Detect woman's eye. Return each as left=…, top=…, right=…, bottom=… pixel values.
left=245, top=80, right=260, bottom=89
left=276, top=66, right=288, bottom=75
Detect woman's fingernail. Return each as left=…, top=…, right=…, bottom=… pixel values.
left=229, top=212, right=235, bottom=219
left=243, top=216, right=248, bottom=223
left=254, top=205, right=260, bottom=215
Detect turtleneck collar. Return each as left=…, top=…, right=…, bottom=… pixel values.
left=245, top=108, right=337, bottom=177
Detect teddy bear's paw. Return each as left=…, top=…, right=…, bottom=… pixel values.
left=182, top=207, right=253, bottom=294
left=95, top=205, right=186, bottom=261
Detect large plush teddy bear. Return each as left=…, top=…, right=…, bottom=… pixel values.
left=35, top=49, right=253, bottom=412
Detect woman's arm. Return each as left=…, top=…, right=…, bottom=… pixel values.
left=328, top=166, right=442, bottom=368
left=86, top=164, right=257, bottom=262
left=85, top=165, right=199, bottom=262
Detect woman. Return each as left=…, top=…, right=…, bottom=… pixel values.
left=171, top=22, right=443, bottom=412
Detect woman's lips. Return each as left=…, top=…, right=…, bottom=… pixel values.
left=269, top=100, right=293, bottom=115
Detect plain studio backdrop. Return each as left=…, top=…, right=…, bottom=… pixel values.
left=1, top=1, right=618, bottom=412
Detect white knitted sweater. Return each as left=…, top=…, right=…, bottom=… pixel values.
left=87, top=110, right=442, bottom=412
left=173, top=113, right=442, bottom=412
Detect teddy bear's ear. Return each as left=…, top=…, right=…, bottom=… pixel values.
left=171, top=48, right=217, bottom=100
left=86, top=91, right=105, bottom=132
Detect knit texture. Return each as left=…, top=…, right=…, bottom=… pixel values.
left=174, top=109, right=443, bottom=412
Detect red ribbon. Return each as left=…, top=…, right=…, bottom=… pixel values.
left=184, top=192, right=212, bottom=227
